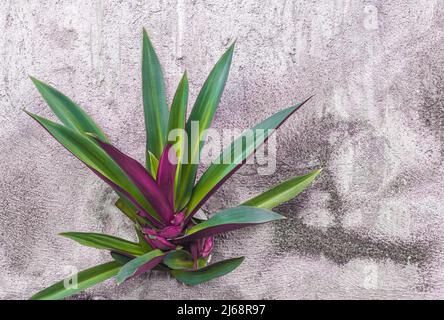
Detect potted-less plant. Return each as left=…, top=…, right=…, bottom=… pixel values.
left=26, top=29, right=320, bottom=300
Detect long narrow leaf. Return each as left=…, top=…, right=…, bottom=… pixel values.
left=171, top=257, right=244, bottom=286
left=30, top=261, right=121, bottom=300
left=26, top=111, right=163, bottom=227
left=167, top=72, right=188, bottom=143
left=186, top=97, right=312, bottom=217
left=148, top=151, right=159, bottom=179
left=175, top=44, right=235, bottom=211
left=174, top=206, right=285, bottom=243
left=242, top=169, right=321, bottom=209
left=60, top=232, right=147, bottom=256
left=167, top=73, right=188, bottom=210
left=94, top=139, right=173, bottom=223
left=115, top=197, right=146, bottom=225
left=142, top=29, right=169, bottom=165
left=30, top=77, right=108, bottom=142
left=90, top=166, right=162, bottom=228
left=157, top=144, right=177, bottom=209
left=116, top=249, right=164, bottom=283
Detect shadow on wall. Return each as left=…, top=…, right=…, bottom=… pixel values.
left=267, top=112, right=434, bottom=269
left=274, top=209, right=430, bottom=266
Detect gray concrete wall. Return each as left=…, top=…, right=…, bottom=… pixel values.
left=1, top=0, right=443, bottom=299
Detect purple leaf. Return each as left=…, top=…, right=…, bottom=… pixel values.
left=175, top=223, right=259, bottom=242
left=94, top=139, right=174, bottom=224
left=144, top=235, right=176, bottom=250
left=171, top=211, right=185, bottom=226
left=116, top=249, right=165, bottom=283
left=201, top=237, right=214, bottom=258
left=157, top=225, right=182, bottom=238
left=89, top=166, right=163, bottom=228
left=141, top=228, right=177, bottom=250
left=156, top=144, right=177, bottom=209
left=175, top=206, right=285, bottom=243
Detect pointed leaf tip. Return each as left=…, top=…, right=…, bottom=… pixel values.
left=186, top=99, right=312, bottom=216
left=175, top=206, right=285, bottom=243
left=175, top=42, right=235, bottom=210
left=241, top=169, right=321, bottom=210
left=29, top=76, right=108, bottom=141
left=59, top=232, right=146, bottom=256
left=142, top=26, right=169, bottom=163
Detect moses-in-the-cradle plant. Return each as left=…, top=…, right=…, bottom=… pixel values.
left=26, top=29, right=320, bottom=300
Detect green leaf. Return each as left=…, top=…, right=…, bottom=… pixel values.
left=60, top=232, right=146, bottom=256
left=26, top=111, right=161, bottom=222
left=176, top=206, right=285, bottom=243
left=186, top=102, right=308, bottom=215
left=148, top=151, right=159, bottom=179
left=115, top=196, right=146, bottom=225
left=175, top=43, right=235, bottom=211
left=30, top=76, right=108, bottom=142
left=163, top=250, right=207, bottom=270
left=116, top=249, right=164, bottom=283
left=186, top=206, right=285, bottom=235
left=242, top=169, right=321, bottom=209
left=167, top=72, right=189, bottom=211
left=171, top=257, right=244, bottom=286
left=111, top=251, right=134, bottom=265
left=167, top=72, right=188, bottom=150
left=142, top=28, right=169, bottom=166
left=30, top=261, right=121, bottom=300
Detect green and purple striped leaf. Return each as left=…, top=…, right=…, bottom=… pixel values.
left=174, top=206, right=285, bottom=243
left=186, top=97, right=313, bottom=218
left=94, top=139, right=173, bottom=223
left=90, top=166, right=162, bottom=228
left=175, top=44, right=235, bottom=211
left=171, top=257, right=244, bottom=286
left=167, top=72, right=189, bottom=211
left=157, top=144, right=177, bottom=209
left=26, top=111, right=163, bottom=227
left=116, top=249, right=165, bottom=283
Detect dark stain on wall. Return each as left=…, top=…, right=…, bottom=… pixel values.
left=273, top=209, right=431, bottom=266
left=270, top=113, right=434, bottom=269
left=417, top=61, right=444, bottom=162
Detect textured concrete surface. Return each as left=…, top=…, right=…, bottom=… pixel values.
left=1, top=0, right=443, bottom=299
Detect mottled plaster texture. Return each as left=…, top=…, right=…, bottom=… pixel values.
left=1, top=0, right=443, bottom=300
